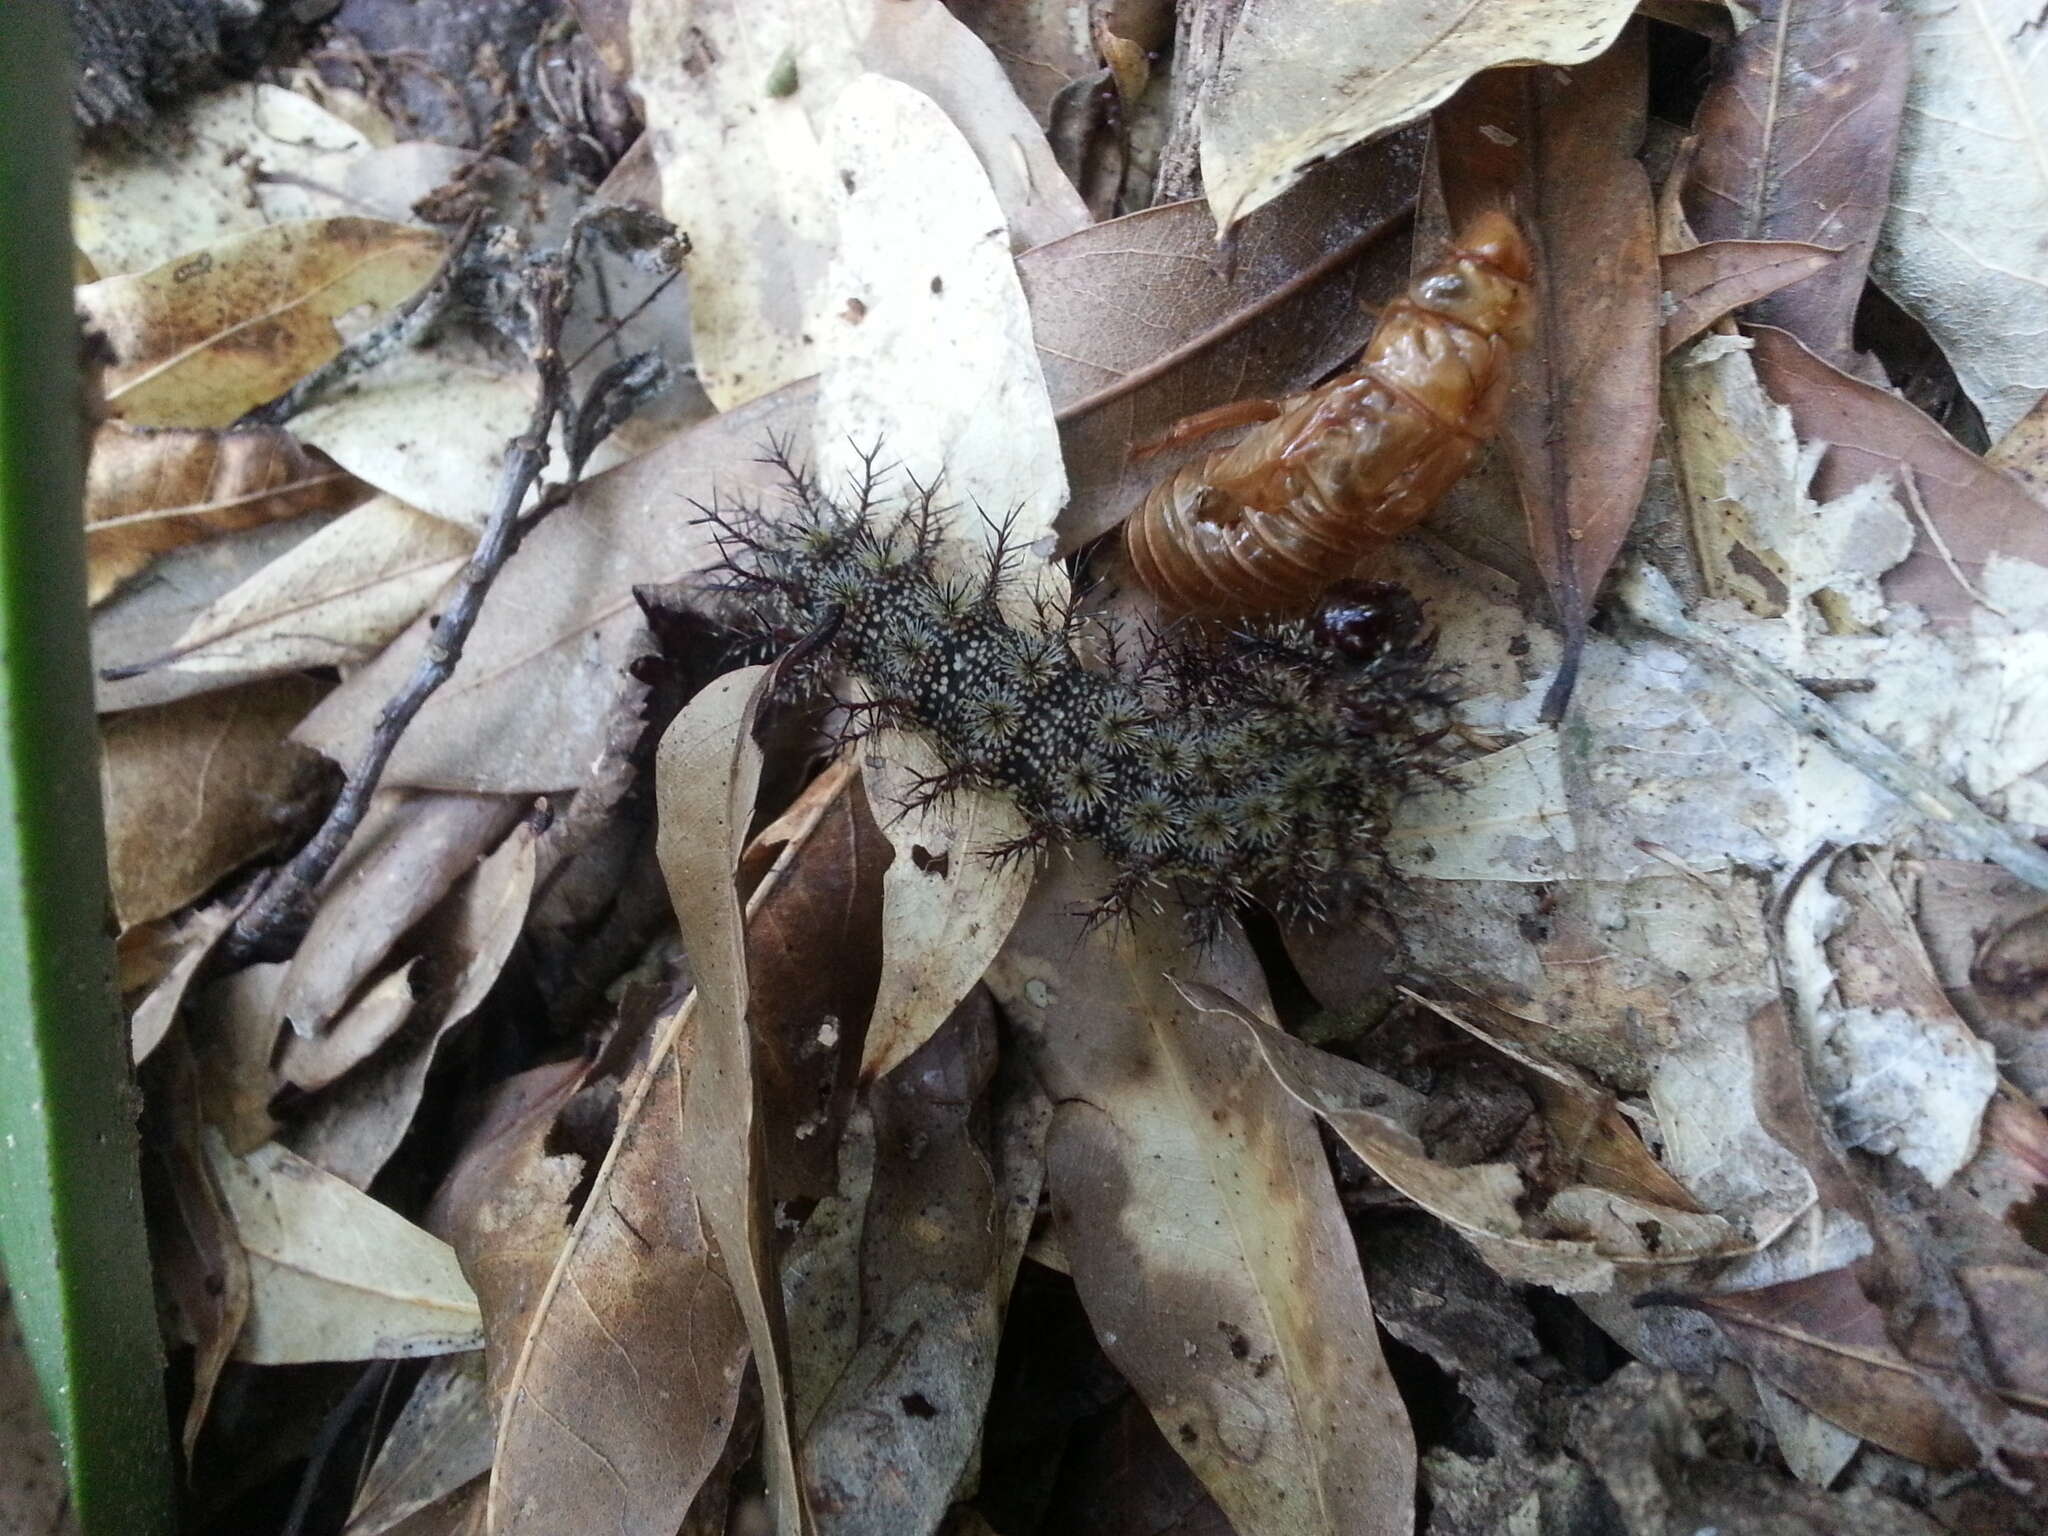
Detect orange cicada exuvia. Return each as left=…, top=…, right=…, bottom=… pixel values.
left=1123, top=211, right=1533, bottom=618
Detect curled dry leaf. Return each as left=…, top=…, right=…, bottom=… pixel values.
left=206, top=1137, right=482, bottom=1365
left=1680, top=0, right=1908, bottom=370
left=1436, top=33, right=1661, bottom=710
left=143, top=1038, right=252, bottom=1460
left=1184, top=981, right=1731, bottom=1293
left=652, top=664, right=811, bottom=1533
left=483, top=753, right=886, bottom=1536
left=288, top=817, right=540, bottom=1190
left=987, top=850, right=1417, bottom=1536
left=1197, top=0, right=1637, bottom=230
left=164, top=494, right=474, bottom=678
left=101, top=675, right=332, bottom=930
left=1028, top=132, right=1423, bottom=553
left=275, top=791, right=524, bottom=1038
left=189, top=960, right=288, bottom=1154
left=84, top=421, right=365, bottom=604
left=128, top=899, right=242, bottom=1064
left=1873, top=0, right=2048, bottom=440
left=82, top=217, right=445, bottom=428
left=72, top=82, right=375, bottom=279
left=276, top=960, right=420, bottom=1095
left=1658, top=240, right=1839, bottom=356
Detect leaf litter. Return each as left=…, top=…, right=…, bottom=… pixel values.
left=79, top=2, right=2048, bottom=1532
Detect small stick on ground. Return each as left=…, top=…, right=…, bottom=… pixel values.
left=224, top=242, right=579, bottom=965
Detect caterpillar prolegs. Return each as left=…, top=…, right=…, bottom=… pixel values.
left=704, top=454, right=1454, bottom=928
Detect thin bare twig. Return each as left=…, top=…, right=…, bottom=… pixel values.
left=224, top=242, right=581, bottom=965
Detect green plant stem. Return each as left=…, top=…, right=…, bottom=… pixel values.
left=0, top=9, right=174, bottom=1532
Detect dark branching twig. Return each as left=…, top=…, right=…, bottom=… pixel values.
left=224, top=210, right=674, bottom=964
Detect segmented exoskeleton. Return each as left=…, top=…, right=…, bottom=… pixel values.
left=1124, top=211, right=1533, bottom=618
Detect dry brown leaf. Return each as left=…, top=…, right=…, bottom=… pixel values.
left=82, top=217, right=444, bottom=428
left=276, top=961, right=420, bottom=1095
left=275, top=791, right=524, bottom=1038
left=288, top=817, right=540, bottom=1188
left=1185, top=981, right=1732, bottom=1293
left=343, top=1353, right=494, bottom=1536
left=1658, top=240, right=1839, bottom=355
left=1680, top=0, right=1908, bottom=371
left=291, top=386, right=805, bottom=793
left=84, top=422, right=364, bottom=604
left=1693, top=1269, right=1977, bottom=1469
left=93, top=513, right=341, bottom=714
left=987, top=850, right=1417, bottom=1536
left=1030, top=134, right=1421, bottom=553
left=1437, top=31, right=1661, bottom=711
left=1748, top=324, right=2048, bottom=625
left=481, top=668, right=862, bottom=1536
left=209, top=1137, right=483, bottom=1364
left=425, top=1059, right=588, bottom=1414
left=162, top=495, right=472, bottom=677
left=652, top=664, right=811, bottom=1533
left=1197, top=0, right=1637, bottom=230
left=102, top=676, right=331, bottom=930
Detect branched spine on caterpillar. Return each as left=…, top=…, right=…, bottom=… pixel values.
left=704, top=446, right=1455, bottom=928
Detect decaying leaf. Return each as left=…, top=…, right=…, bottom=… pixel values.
left=289, top=816, right=541, bottom=1189
left=207, top=1137, right=483, bottom=1365
left=82, top=217, right=445, bottom=428
left=85, top=421, right=364, bottom=604
left=343, top=1352, right=494, bottom=1536
left=989, top=851, right=1417, bottom=1536
left=73, top=82, right=377, bottom=279
left=1873, top=0, right=2048, bottom=440
left=1747, top=324, right=2048, bottom=626
left=1680, top=0, right=1908, bottom=371
left=1197, top=0, right=1637, bottom=229
left=102, top=676, right=331, bottom=930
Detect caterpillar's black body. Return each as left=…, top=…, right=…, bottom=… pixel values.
left=706, top=457, right=1452, bottom=926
